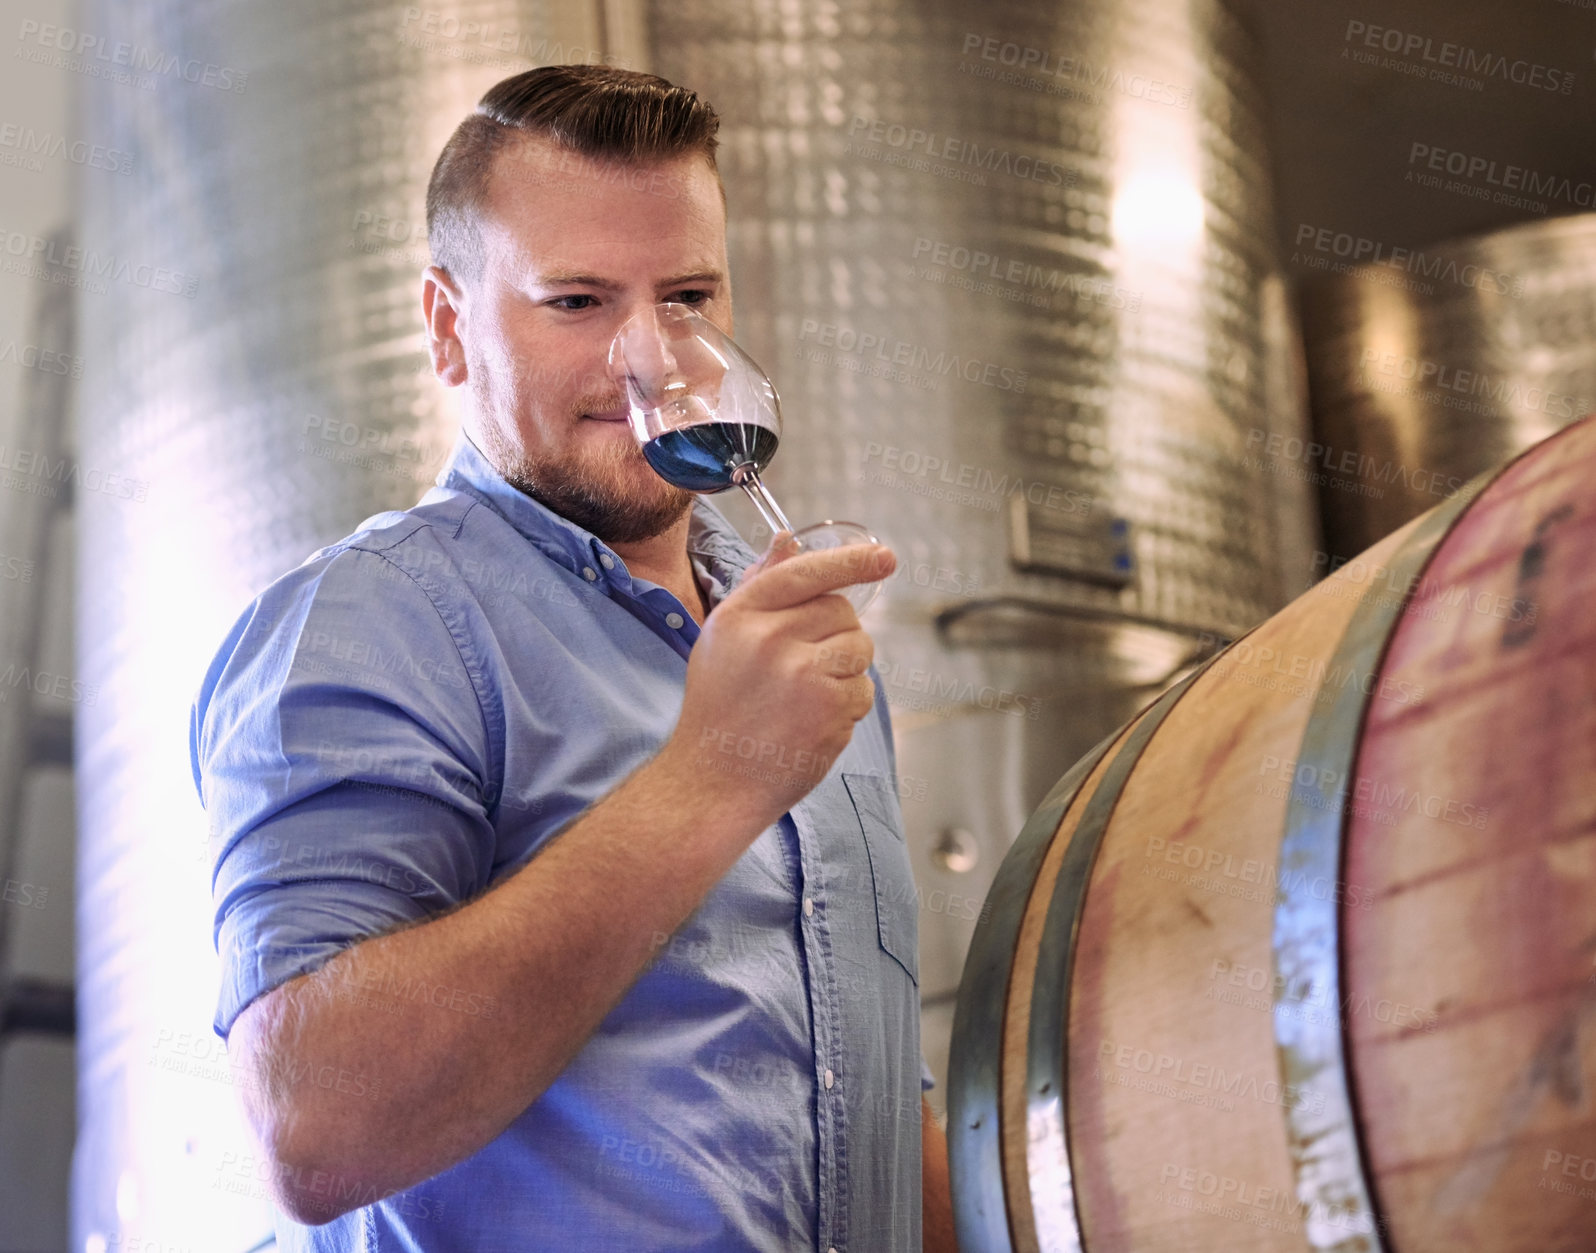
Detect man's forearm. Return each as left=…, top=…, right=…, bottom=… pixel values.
left=230, top=738, right=774, bottom=1223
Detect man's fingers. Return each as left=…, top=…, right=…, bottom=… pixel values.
left=737, top=531, right=802, bottom=584
left=812, top=629, right=874, bottom=681
left=775, top=595, right=861, bottom=645
left=845, top=673, right=879, bottom=721
left=806, top=668, right=879, bottom=720
left=736, top=543, right=895, bottom=611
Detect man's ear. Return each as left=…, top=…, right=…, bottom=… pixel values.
left=422, top=265, right=468, bottom=387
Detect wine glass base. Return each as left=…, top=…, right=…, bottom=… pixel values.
left=790, top=520, right=881, bottom=614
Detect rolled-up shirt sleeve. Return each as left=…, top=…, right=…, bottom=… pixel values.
left=190, top=545, right=496, bottom=1039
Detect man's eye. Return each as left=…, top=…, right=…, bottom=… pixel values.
left=549, top=294, right=598, bottom=311
left=671, top=290, right=711, bottom=306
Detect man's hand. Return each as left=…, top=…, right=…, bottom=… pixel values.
left=660, top=535, right=896, bottom=833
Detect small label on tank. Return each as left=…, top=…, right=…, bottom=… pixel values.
left=1008, top=494, right=1134, bottom=587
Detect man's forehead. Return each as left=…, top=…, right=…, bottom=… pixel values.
left=488, top=231, right=726, bottom=289
left=477, top=136, right=726, bottom=276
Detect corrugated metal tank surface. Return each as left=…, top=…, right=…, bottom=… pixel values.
left=1300, top=213, right=1596, bottom=559
left=71, top=3, right=562, bottom=1247
left=650, top=0, right=1313, bottom=1059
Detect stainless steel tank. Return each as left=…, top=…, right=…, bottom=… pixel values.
left=651, top=0, right=1315, bottom=1075
left=1300, top=212, right=1596, bottom=559
left=70, top=3, right=580, bottom=1247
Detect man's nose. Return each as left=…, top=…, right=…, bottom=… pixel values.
left=608, top=304, right=682, bottom=408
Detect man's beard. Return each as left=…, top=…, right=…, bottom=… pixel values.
left=495, top=398, right=696, bottom=545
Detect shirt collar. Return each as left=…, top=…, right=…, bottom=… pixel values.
left=434, top=429, right=759, bottom=597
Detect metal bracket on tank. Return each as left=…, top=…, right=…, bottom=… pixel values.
left=931, top=597, right=1229, bottom=687
left=1272, top=476, right=1489, bottom=1253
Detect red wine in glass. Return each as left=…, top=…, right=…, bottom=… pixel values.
left=641, top=422, right=780, bottom=494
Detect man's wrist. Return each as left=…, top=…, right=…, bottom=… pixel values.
left=645, top=730, right=801, bottom=845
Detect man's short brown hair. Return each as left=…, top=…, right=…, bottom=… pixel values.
left=425, top=64, right=722, bottom=286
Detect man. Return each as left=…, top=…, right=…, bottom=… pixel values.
left=190, top=64, right=956, bottom=1251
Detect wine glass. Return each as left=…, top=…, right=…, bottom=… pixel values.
left=608, top=302, right=882, bottom=612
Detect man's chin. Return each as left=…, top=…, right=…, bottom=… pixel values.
left=508, top=461, right=694, bottom=546
left=584, top=491, right=696, bottom=546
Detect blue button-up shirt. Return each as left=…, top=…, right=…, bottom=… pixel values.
left=190, top=431, right=930, bottom=1252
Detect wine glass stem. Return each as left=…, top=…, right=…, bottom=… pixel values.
left=733, top=466, right=796, bottom=539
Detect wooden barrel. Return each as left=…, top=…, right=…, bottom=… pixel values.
left=948, top=414, right=1596, bottom=1253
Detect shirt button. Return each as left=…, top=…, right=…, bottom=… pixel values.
left=582, top=566, right=597, bottom=581
left=598, top=553, right=615, bottom=569
left=824, top=1068, right=834, bottom=1090
left=803, top=898, right=814, bottom=917
left=665, top=612, right=685, bottom=629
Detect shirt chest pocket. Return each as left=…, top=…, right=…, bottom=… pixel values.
left=842, top=772, right=919, bottom=985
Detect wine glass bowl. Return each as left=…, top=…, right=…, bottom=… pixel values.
left=608, top=303, right=882, bottom=612
left=609, top=303, right=742, bottom=438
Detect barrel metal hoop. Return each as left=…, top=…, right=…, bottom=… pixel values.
left=1272, top=475, right=1489, bottom=1253
left=1024, top=666, right=1208, bottom=1253
left=948, top=725, right=1122, bottom=1253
